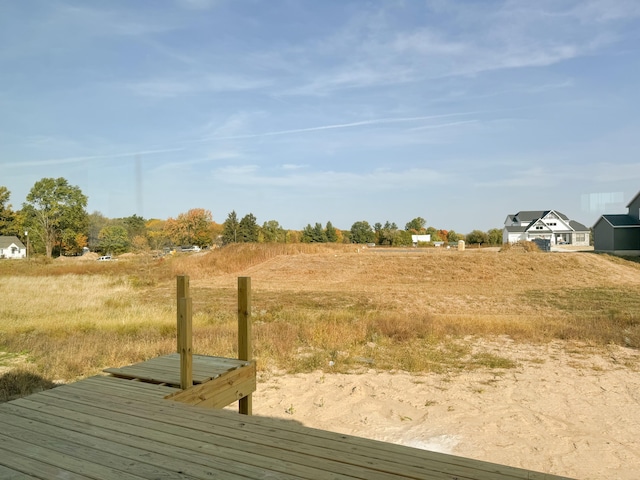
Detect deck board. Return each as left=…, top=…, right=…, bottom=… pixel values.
left=0, top=376, right=573, bottom=480
left=103, top=354, right=250, bottom=386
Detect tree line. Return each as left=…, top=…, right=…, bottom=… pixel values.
left=0, top=178, right=502, bottom=258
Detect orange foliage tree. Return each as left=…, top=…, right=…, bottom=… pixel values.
left=164, top=208, right=214, bottom=247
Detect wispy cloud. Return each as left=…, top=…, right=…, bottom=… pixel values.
left=277, top=1, right=631, bottom=96
left=127, top=74, right=271, bottom=97
left=2, top=148, right=184, bottom=168
left=212, top=165, right=447, bottom=189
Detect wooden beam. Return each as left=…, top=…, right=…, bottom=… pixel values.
left=237, top=276, right=252, bottom=415
left=177, top=276, right=192, bottom=390
left=166, top=362, right=256, bottom=409
left=176, top=275, right=189, bottom=354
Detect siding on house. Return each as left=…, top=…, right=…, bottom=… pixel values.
left=0, top=236, right=27, bottom=259
left=593, top=197, right=640, bottom=255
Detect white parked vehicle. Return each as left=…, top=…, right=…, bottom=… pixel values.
left=97, top=255, right=112, bottom=261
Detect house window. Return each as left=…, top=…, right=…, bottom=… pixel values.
left=575, top=234, right=585, bottom=242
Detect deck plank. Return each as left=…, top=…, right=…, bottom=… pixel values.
left=0, top=431, right=147, bottom=480
left=104, top=354, right=249, bottom=386
left=20, top=379, right=569, bottom=480
left=0, top=464, right=42, bottom=480
left=23, top=385, right=439, bottom=480
left=0, top=369, right=573, bottom=479
left=5, top=396, right=355, bottom=480
left=0, top=408, right=254, bottom=480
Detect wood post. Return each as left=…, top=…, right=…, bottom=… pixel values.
left=177, top=275, right=193, bottom=390
left=237, top=276, right=252, bottom=415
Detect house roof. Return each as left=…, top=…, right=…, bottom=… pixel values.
left=626, top=190, right=640, bottom=208
left=569, top=220, right=589, bottom=232
left=504, top=226, right=527, bottom=233
left=597, top=214, right=640, bottom=228
left=511, top=210, right=570, bottom=222
left=0, top=235, right=25, bottom=249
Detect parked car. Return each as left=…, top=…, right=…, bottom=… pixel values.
left=97, top=255, right=112, bottom=261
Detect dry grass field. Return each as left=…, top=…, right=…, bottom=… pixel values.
left=1, top=243, right=640, bottom=399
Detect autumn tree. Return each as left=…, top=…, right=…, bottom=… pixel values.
left=164, top=208, right=213, bottom=247
left=325, top=221, right=338, bottom=243
left=22, top=178, right=88, bottom=257
left=405, top=217, right=427, bottom=233
left=146, top=219, right=169, bottom=251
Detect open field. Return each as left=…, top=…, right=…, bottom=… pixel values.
left=2, top=244, right=640, bottom=478
left=1, top=243, right=640, bottom=383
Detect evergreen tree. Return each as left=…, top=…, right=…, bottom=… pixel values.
left=0, top=186, right=18, bottom=236
left=301, top=224, right=314, bottom=243
left=222, top=210, right=240, bottom=244
left=239, top=213, right=259, bottom=242
left=312, top=222, right=327, bottom=242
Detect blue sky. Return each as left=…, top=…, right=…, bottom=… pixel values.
left=1, top=0, right=639, bottom=233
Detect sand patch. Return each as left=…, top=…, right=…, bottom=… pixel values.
left=252, top=340, right=640, bottom=480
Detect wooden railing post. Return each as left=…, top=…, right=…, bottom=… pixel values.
left=177, top=275, right=193, bottom=390
left=238, top=276, right=252, bottom=415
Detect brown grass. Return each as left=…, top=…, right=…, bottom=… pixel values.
left=1, top=245, right=639, bottom=392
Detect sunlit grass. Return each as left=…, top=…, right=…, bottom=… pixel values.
left=0, top=245, right=639, bottom=389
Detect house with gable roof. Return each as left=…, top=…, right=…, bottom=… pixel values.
left=593, top=190, right=640, bottom=255
left=503, top=210, right=590, bottom=246
left=0, top=235, right=26, bottom=259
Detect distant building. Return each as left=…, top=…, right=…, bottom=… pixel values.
left=593, top=190, right=640, bottom=256
left=0, top=236, right=26, bottom=259
left=503, top=210, right=590, bottom=246
left=411, top=234, right=431, bottom=246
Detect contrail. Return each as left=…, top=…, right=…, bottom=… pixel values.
left=206, top=111, right=480, bottom=141
left=5, top=147, right=184, bottom=168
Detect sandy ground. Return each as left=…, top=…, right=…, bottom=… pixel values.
left=251, top=340, right=640, bottom=480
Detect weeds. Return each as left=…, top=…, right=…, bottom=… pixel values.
left=0, top=246, right=639, bottom=384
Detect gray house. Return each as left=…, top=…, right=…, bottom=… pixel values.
left=593, top=191, right=640, bottom=255
left=0, top=236, right=26, bottom=259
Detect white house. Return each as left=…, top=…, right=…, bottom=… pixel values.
left=503, top=210, right=590, bottom=246
left=411, top=234, right=431, bottom=246
left=0, top=236, right=27, bottom=259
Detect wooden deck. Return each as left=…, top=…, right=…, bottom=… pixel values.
left=0, top=374, right=572, bottom=479
left=104, top=353, right=256, bottom=409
